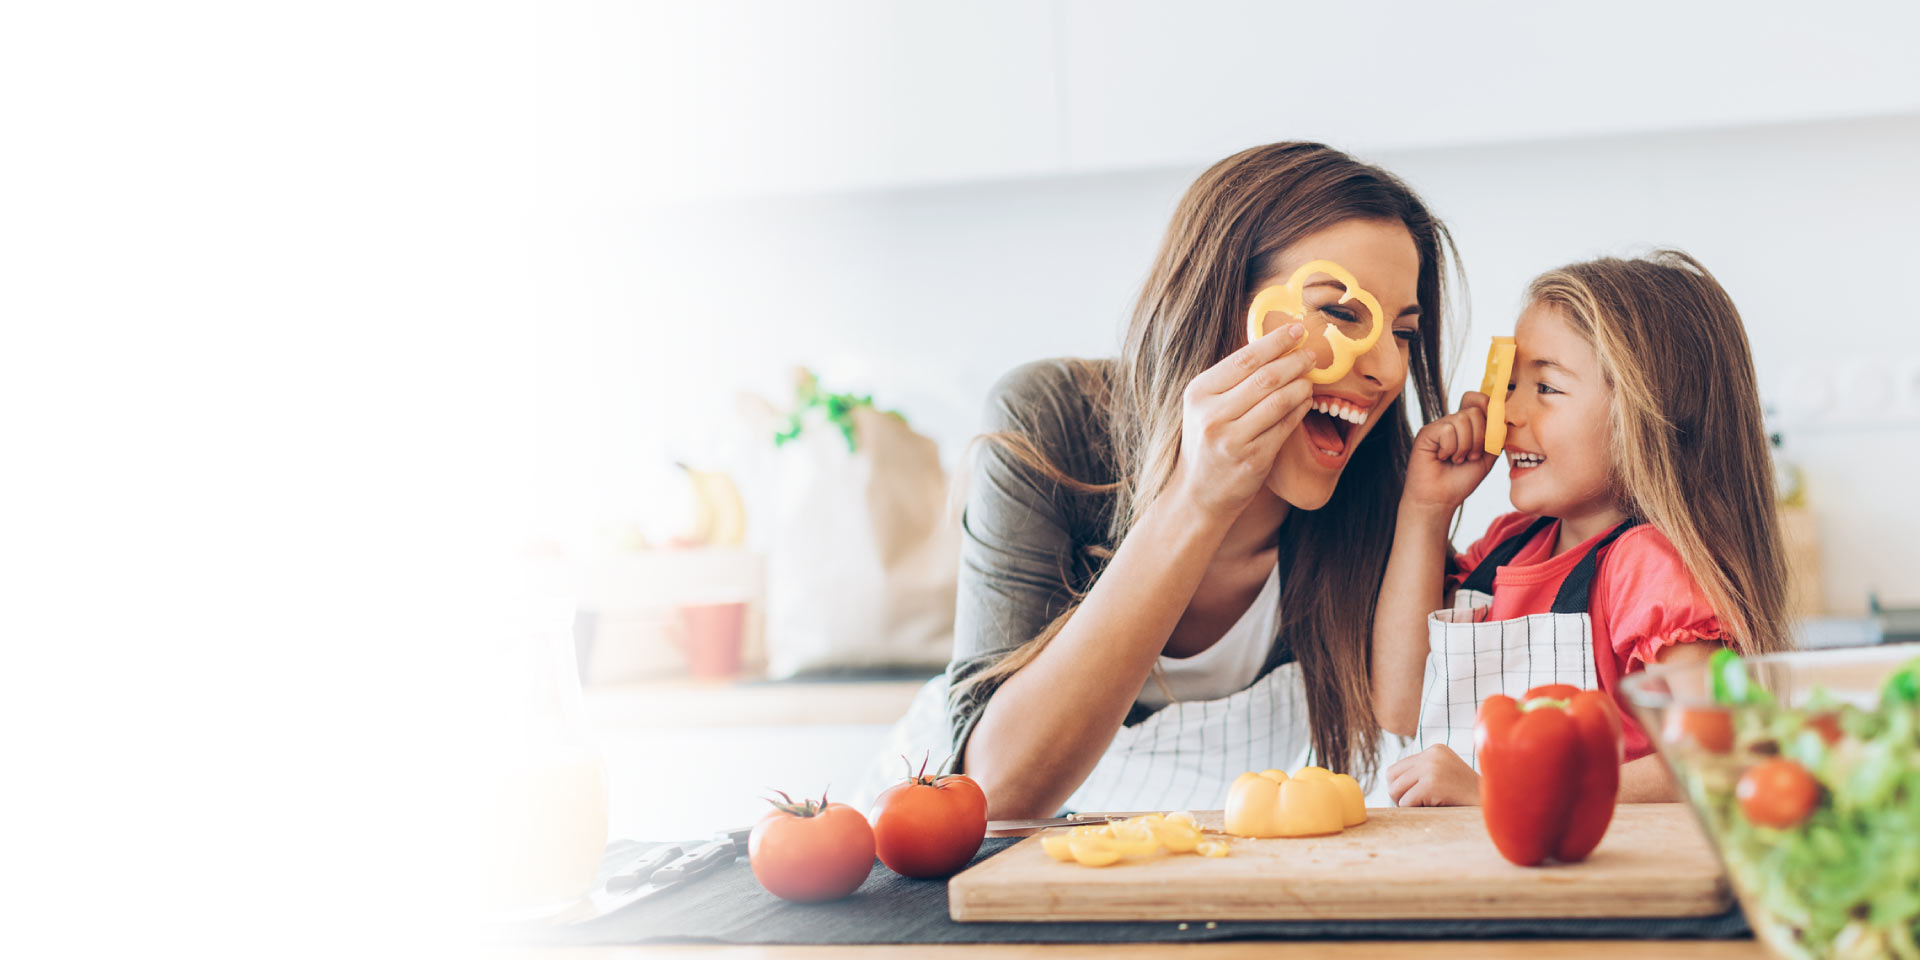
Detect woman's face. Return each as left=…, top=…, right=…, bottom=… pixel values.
left=1259, top=219, right=1423, bottom=510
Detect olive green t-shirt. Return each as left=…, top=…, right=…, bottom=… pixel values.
left=945, top=358, right=1295, bottom=771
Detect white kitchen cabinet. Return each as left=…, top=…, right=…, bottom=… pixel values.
left=560, top=0, right=1920, bottom=201
left=573, top=0, right=1063, bottom=204
left=1056, top=0, right=1920, bottom=174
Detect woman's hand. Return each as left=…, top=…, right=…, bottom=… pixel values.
left=1168, top=323, right=1316, bottom=521
left=1387, top=744, right=1482, bottom=806
left=1402, top=391, right=1497, bottom=514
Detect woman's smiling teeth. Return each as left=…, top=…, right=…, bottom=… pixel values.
left=1310, top=397, right=1368, bottom=424
left=1508, top=451, right=1546, bottom=469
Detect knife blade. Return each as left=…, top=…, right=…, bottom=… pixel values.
left=985, top=815, right=1113, bottom=831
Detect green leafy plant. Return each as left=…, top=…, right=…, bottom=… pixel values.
left=772, top=369, right=903, bottom=453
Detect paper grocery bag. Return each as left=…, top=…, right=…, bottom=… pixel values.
left=764, top=404, right=957, bottom=678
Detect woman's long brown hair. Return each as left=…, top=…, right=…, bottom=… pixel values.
left=1528, top=251, right=1791, bottom=655
left=954, top=142, right=1461, bottom=777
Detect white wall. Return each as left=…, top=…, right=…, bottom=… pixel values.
left=536, top=112, right=1920, bottom=615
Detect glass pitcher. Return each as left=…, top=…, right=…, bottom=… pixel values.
left=483, top=601, right=608, bottom=919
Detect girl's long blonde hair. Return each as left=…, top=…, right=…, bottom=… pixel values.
left=1528, top=251, right=1791, bottom=655
left=954, top=142, right=1460, bottom=776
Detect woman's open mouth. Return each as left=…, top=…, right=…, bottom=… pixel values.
left=1300, top=395, right=1370, bottom=465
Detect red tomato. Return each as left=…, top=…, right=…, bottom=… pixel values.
left=1805, top=712, right=1843, bottom=746
left=748, top=790, right=875, bottom=903
left=869, top=762, right=987, bottom=879
left=1662, top=707, right=1735, bottom=753
left=1736, top=759, right=1819, bottom=829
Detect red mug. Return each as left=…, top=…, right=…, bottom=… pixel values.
left=670, top=602, right=746, bottom=678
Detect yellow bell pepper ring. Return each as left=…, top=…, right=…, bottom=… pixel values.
left=1244, top=259, right=1388, bottom=385
left=1223, top=769, right=1345, bottom=838
left=1481, top=335, right=1516, bottom=456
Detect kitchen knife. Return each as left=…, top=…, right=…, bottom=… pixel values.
left=555, top=829, right=749, bottom=925
left=603, top=843, right=682, bottom=893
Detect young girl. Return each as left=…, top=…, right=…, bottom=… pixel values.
left=1371, top=249, right=1791, bottom=806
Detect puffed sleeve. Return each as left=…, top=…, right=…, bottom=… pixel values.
left=1595, top=526, right=1727, bottom=672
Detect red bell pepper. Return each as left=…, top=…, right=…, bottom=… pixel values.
left=1475, top=684, right=1624, bottom=866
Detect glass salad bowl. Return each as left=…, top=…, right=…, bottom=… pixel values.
left=1622, top=643, right=1920, bottom=960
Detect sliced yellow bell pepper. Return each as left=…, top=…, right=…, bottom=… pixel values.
left=1103, top=820, right=1162, bottom=858
left=1244, top=259, right=1388, bottom=386
left=1041, top=833, right=1074, bottom=862
left=1066, top=833, right=1122, bottom=866
left=1481, top=335, right=1516, bottom=455
left=1044, top=810, right=1236, bottom=866
left=1290, top=766, right=1368, bottom=827
left=1145, top=816, right=1201, bottom=853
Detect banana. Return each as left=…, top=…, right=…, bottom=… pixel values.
left=676, top=463, right=746, bottom=547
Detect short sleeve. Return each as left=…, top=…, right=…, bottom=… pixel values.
left=1447, top=512, right=1541, bottom=592
left=946, top=359, right=1114, bottom=771
left=1596, top=527, right=1727, bottom=672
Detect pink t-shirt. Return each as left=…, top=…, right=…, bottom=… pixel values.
left=1448, top=512, right=1726, bottom=761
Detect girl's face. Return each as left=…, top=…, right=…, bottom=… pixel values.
left=1503, top=302, right=1616, bottom=520
left=1261, top=219, right=1423, bottom=510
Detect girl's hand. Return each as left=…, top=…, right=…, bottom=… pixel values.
left=1387, top=744, right=1482, bottom=807
left=1168, top=323, right=1317, bottom=521
left=1403, top=391, right=1497, bottom=513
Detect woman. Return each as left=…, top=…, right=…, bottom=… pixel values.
left=945, top=142, right=1460, bottom=819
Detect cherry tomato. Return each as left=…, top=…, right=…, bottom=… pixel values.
left=748, top=789, right=875, bottom=902
left=1662, top=707, right=1735, bottom=753
left=868, top=757, right=987, bottom=878
left=1805, top=712, right=1843, bottom=746
left=1736, top=758, right=1819, bottom=829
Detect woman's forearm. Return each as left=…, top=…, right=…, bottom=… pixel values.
left=1371, top=501, right=1452, bottom=735
left=962, top=490, right=1235, bottom=819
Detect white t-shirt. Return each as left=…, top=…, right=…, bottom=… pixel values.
left=1134, top=562, right=1281, bottom=709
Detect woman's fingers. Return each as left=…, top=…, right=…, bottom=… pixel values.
left=1187, top=323, right=1305, bottom=400
left=1213, top=339, right=1316, bottom=422
left=1228, top=368, right=1314, bottom=440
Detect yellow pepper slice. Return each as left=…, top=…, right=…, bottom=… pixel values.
left=1041, top=832, right=1074, bottom=862
left=1481, top=335, right=1516, bottom=455
left=1223, top=769, right=1345, bottom=838
left=1067, top=833, right=1122, bottom=866
left=1103, top=820, right=1162, bottom=858
left=1290, top=766, right=1368, bottom=827
left=1244, top=259, right=1387, bottom=385
left=1147, top=817, right=1201, bottom=853
left=1043, top=809, right=1248, bottom=866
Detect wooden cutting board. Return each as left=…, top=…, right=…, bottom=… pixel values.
left=949, top=804, right=1729, bottom=922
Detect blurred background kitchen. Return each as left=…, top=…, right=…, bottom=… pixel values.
left=519, top=1, right=1920, bottom=847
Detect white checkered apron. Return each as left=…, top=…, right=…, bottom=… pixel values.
left=1062, top=660, right=1312, bottom=815
left=1389, top=517, right=1640, bottom=775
